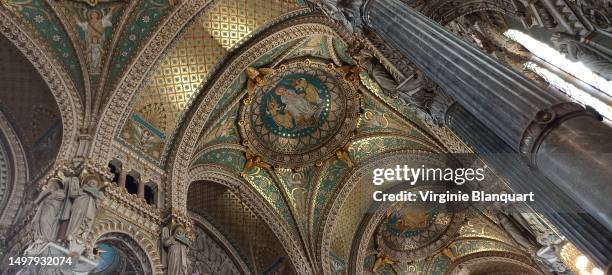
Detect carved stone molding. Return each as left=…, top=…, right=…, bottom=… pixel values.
left=166, top=15, right=353, bottom=215
left=188, top=164, right=313, bottom=275
left=421, top=0, right=518, bottom=25
left=90, top=0, right=217, bottom=167
left=86, top=218, right=163, bottom=274
left=0, top=110, right=28, bottom=228
left=111, top=141, right=166, bottom=183
left=0, top=8, right=84, bottom=167
left=519, top=102, right=602, bottom=165
left=319, top=149, right=452, bottom=274
left=101, top=184, right=163, bottom=233
left=189, top=212, right=251, bottom=275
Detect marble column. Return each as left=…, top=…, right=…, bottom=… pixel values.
left=361, top=0, right=612, bottom=231
left=137, top=180, right=145, bottom=199
left=446, top=103, right=612, bottom=267
left=118, top=170, right=127, bottom=188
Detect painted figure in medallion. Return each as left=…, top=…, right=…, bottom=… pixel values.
left=274, top=86, right=321, bottom=129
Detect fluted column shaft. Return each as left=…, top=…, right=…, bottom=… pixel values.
left=363, top=0, right=612, bottom=232
left=446, top=104, right=612, bottom=267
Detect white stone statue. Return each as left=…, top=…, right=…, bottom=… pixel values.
left=64, top=171, right=104, bottom=244
left=311, top=0, right=364, bottom=33
left=162, top=225, right=190, bottom=275
left=30, top=176, right=66, bottom=242
left=355, top=51, right=433, bottom=112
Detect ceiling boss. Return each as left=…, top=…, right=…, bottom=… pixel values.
left=239, top=59, right=361, bottom=169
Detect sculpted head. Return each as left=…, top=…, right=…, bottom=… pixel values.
left=56, top=169, right=67, bottom=181
left=174, top=225, right=185, bottom=236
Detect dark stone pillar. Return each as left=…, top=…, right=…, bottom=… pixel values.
left=118, top=170, right=127, bottom=188
left=362, top=0, right=612, bottom=231
left=446, top=104, right=612, bottom=267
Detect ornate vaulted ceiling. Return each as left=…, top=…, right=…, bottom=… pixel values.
left=0, top=1, right=547, bottom=274
left=119, top=0, right=303, bottom=163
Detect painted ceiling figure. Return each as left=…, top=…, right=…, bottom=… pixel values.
left=74, top=8, right=113, bottom=74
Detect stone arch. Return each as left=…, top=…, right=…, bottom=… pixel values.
left=92, top=232, right=156, bottom=275
left=319, top=149, right=461, bottom=274
left=166, top=14, right=353, bottom=216
left=189, top=212, right=251, bottom=274
left=0, top=110, right=28, bottom=228
left=86, top=220, right=163, bottom=274
left=89, top=0, right=222, bottom=166
left=188, top=164, right=313, bottom=274
left=0, top=9, right=83, bottom=166
left=422, top=0, right=519, bottom=25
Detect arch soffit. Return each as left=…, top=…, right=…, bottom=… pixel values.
left=167, top=14, right=353, bottom=214
left=0, top=110, right=28, bottom=227
left=89, top=0, right=220, bottom=166
left=0, top=8, right=84, bottom=165
left=188, top=211, right=252, bottom=275
left=188, top=164, right=314, bottom=274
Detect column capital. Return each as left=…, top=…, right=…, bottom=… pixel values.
left=519, top=102, right=602, bottom=164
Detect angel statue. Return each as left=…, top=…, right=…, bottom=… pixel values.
left=309, top=0, right=365, bottom=33
left=552, top=32, right=612, bottom=80
left=353, top=50, right=434, bottom=113
left=162, top=224, right=190, bottom=275
left=64, top=169, right=108, bottom=252
left=30, top=172, right=67, bottom=242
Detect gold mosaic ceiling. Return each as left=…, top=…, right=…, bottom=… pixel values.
left=120, top=0, right=303, bottom=162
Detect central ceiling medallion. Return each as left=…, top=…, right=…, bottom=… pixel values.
left=239, top=59, right=360, bottom=168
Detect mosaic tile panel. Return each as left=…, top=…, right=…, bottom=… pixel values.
left=121, top=0, right=301, bottom=163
